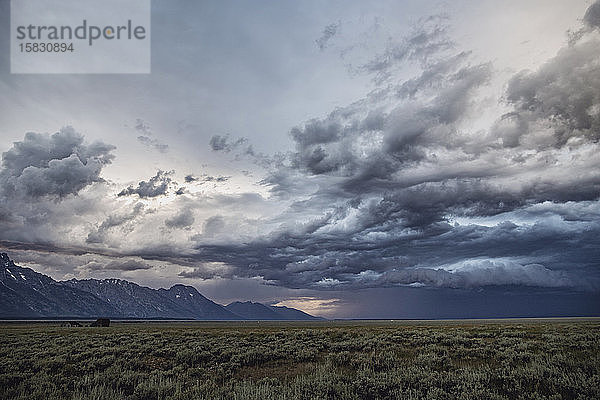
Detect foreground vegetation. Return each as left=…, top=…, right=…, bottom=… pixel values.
left=0, top=319, right=598, bottom=399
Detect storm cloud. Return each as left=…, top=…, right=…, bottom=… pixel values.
left=182, top=2, right=600, bottom=292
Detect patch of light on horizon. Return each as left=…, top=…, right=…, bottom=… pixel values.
left=273, top=296, right=341, bottom=318
left=451, top=213, right=534, bottom=228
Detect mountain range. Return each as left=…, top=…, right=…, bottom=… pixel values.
left=0, top=253, right=321, bottom=320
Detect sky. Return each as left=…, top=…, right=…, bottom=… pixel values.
left=0, top=0, right=599, bottom=318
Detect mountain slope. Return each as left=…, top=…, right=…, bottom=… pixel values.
left=1, top=253, right=118, bottom=318
left=270, top=305, right=323, bottom=320
left=62, top=279, right=241, bottom=319
left=226, top=301, right=323, bottom=320
left=0, top=253, right=320, bottom=320
left=226, top=301, right=283, bottom=320
left=157, top=284, right=241, bottom=320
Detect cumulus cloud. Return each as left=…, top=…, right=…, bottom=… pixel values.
left=0, top=127, right=115, bottom=199
left=118, top=170, right=174, bottom=198
left=184, top=174, right=198, bottom=183
left=506, top=39, right=600, bottom=146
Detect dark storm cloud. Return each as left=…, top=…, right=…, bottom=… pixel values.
left=378, top=261, right=585, bottom=290
left=184, top=5, right=600, bottom=292
left=134, top=119, right=169, bottom=153
left=185, top=213, right=600, bottom=291
left=0, top=127, right=115, bottom=198
left=283, top=59, right=492, bottom=180
left=118, top=170, right=174, bottom=198
left=184, top=174, right=198, bottom=183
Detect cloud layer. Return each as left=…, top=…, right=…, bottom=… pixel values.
left=201, top=3, right=600, bottom=292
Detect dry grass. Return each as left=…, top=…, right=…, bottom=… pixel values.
left=0, top=319, right=598, bottom=399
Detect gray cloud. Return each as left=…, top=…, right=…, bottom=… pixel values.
left=134, top=119, right=169, bottom=153
left=87, top=203, right=144, bottom=244
left=177, top=263, right=233, bottom=280
left=316, top=22, right=340, bottom=51
left=137, top=136, right=169, bottom=153
left=86, top=259, right=153, bottom=271
left=360, top=15, right=453, bottom=84
left=506, top=39, right=600, bottom=147
left=118, top=170, right=174, bottom=198
left=209, top=134, right=280, bottom=168
left=584, top=1, right=600, bottom=30
left=202, top=215, right=225, bottom=237
left=201, top=175, right=230, bottom=183
left=0, top=127, right=115, bottom=199
left=180, top=212, right=600, bottom=291
left=165, top=208, right=195, bottom=229
left=209, top=135, right=248, bottom=152
left=377, top=260, right=584, bottom=290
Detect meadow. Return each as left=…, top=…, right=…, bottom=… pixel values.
left=0, top=319, right=598, bottom=399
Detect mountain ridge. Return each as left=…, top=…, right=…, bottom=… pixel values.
left=0, top=253, right=321, bottom=320
left=225, top=300, right=322, bottom=320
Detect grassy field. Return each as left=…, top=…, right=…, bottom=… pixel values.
left=0, top=319, right=598, bottom=399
